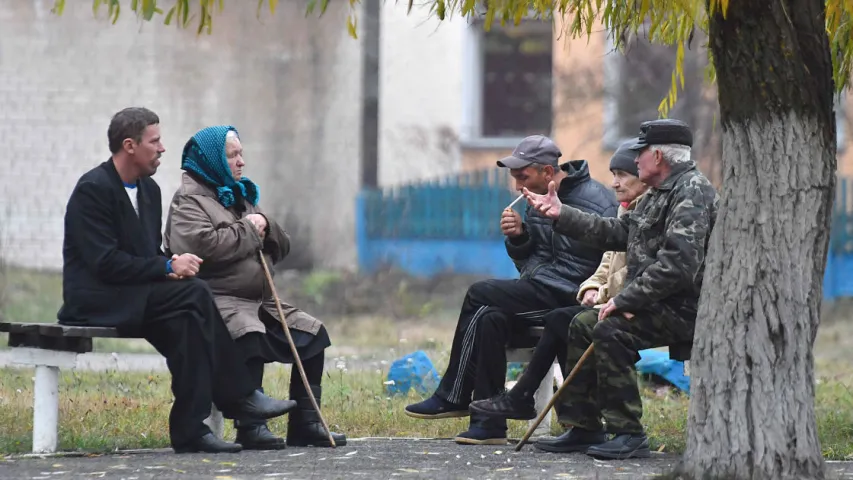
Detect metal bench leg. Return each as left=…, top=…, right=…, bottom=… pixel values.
left=204, top=404, right=225, bottom=439
left=530, top=363, right=555, bottom=438
left=33, top=365, right=60, bottom=454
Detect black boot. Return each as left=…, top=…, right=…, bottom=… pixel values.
left=286, top=385, right=347, bottom=447
left=535, top=426, right=607, bottom=453
left=234, top=419, right=286, bottom=450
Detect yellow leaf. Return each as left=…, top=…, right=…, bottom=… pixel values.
left=347, top=14, right=358, bottom=39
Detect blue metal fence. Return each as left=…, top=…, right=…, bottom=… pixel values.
left=356, top=170, right=853, bottom=301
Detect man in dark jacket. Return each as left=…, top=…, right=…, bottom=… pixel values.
left=404, top=135, right=618, bottom=445
left=57, top=107, right=298, bottom=454
left=523, top=119, right=717, bottom=460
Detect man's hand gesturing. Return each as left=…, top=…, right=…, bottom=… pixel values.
left=523, top=181, right=562, bottom=220
left=171, top=253, right=203, bottom=278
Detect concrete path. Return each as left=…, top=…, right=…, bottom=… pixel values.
left=0, top=438, right=685, bottom=479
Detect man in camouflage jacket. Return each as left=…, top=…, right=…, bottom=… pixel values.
left=522, top=119, right=718, bottom=460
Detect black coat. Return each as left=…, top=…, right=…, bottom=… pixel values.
left=505, top=160, right=619, bottom=300
left=57, top=159, right=171, bottom=330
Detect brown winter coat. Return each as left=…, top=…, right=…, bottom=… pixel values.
left=163, top=172, right=322, bottom=338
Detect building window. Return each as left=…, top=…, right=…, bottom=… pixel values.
left=462, top=19, right=553, bottom=147
left=602, top=26, right=707, bottom=150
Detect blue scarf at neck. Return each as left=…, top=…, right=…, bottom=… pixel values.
left=180, top=125, right=260, bottom=208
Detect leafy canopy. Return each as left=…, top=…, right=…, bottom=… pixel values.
left=54, top=0, right=852, bottom=117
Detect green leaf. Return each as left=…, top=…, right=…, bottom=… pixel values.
left=164, top=5, right=176, bottom=24
left=142, top=0, right=157, bottom=20
left=51, top=0, right=66, bottom=15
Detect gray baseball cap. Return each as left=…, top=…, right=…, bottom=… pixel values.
left=496, top=135, right=562, bottom=169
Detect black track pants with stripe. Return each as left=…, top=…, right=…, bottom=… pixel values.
left=435, top=278, right=575, bottom=405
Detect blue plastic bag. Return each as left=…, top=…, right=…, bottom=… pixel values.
left=385, top=350, right=441, bottom=396
left=635, top=349, right=690, bottom=394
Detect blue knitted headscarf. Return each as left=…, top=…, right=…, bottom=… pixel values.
left=180, top=125, right=260, bottom=208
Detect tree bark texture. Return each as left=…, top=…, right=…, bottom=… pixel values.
left=677, top=0, right=836, bottom=479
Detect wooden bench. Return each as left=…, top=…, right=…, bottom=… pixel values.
left=0, top=322, right=224, bottom=454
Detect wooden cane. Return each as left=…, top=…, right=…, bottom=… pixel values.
left=514, top=344, right=595, bottom=452
left=258, top=253, right=336, bottom=448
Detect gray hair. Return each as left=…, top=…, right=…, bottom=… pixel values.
left=225, top=130, right=239, bottom=141
left=649, top=144, right=691, bottom=165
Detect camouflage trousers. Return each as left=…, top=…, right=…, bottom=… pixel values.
left=558, top=308, right=693, bottom=434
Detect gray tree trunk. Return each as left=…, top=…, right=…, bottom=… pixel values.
left=676, top=0, right=836, bottom=478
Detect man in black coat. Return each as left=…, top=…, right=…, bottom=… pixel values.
left=57, top=107, right=297, bottom=454
left=404, top=135, right=619, bottom=445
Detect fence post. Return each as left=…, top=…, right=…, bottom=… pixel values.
left=355, top=190, right=371, bottom=274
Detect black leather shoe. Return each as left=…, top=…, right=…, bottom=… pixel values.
left=235, top=422, right=286, bottom=450
left=173, top=433, right=242, bottom=454
left=224, top=390, right=297, bottom=422
left=586, top=433, right=650, bottom=460
left=535, top=427, right=607, bottom=453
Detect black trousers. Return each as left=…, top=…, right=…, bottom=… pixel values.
left=435, top=279, right=573, bottom=407
left=510, top=305, right=589, bottom=398
left=139, top=278, right=256, bottom=448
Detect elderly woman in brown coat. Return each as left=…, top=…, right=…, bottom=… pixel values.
left=164, top=125, right=346, bottom=450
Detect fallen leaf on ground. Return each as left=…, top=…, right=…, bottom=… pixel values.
left=397, top=468, right=420, bottom=473
left=495, top=467, right=514, bottom=471
left=346, top=451, right=357, bottom=456
left=220, top=462, right=237, bottom=466
left=657, top=444, right=666, bottom=452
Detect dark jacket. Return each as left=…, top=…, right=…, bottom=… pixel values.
left=57, top=159, right=171, bottom=331
left=553, top=160, right=718, bottom=360
left=505, top=160, right=619, bottom=300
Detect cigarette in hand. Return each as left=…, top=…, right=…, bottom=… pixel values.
left=505, top=195, right=524, bottom=211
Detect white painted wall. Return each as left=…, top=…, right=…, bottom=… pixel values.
left=378, top=2, right=467, bottom=186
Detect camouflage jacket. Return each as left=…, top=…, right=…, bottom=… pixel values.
left=553, top=161, right=717, bottom=322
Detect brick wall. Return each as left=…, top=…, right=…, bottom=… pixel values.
left=0, top=0, right=362, bottom=271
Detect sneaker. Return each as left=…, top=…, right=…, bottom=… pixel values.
left=454, top=426, right=507, bottom=445
left=586, top=433, right=650, bottom=460
left=469, top=392, right=536, bottom=420
left=404, top=394, right=470, bottom=419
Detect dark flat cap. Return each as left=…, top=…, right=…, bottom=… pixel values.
left=497, top=134, right=562, bottom=169
left=629, top=119, right=693, bottom=150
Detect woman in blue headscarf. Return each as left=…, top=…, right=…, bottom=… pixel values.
left=164, top=125, right=346, bottom=449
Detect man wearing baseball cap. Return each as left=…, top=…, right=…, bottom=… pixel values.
left=520, top=119, right=718, bottom=460
left=405, top=134, right=619, bottom=445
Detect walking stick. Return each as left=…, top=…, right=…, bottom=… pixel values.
left=258, top=252, right=336, bottom=448
left=515, top=344, right=595, bottom=452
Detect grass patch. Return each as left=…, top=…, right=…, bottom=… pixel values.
left=0, top=267, right=458, bottom=354
left=0, top=366, right=684, bottom=455
left=1, top=366, right=850, bottom=460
